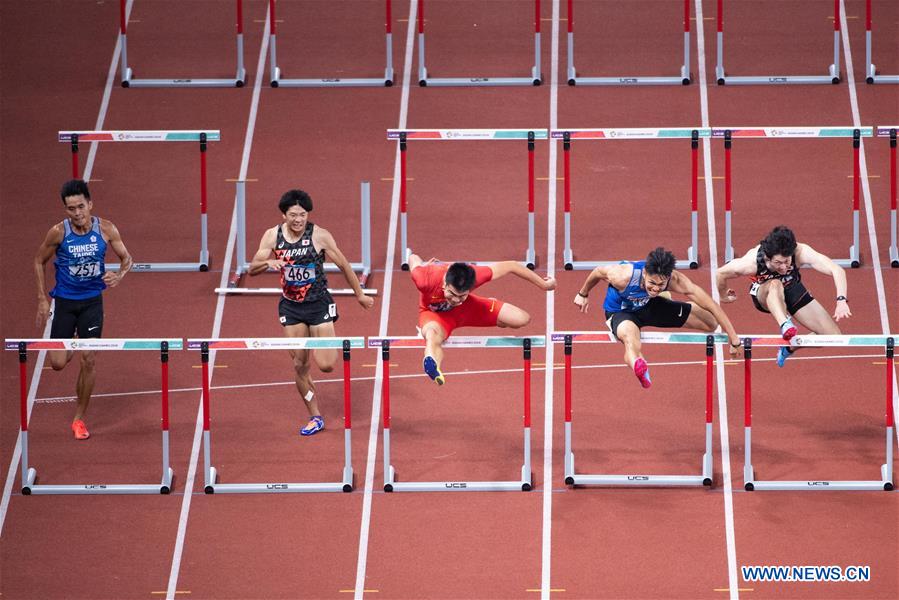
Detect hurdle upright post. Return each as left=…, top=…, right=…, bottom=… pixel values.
left=563, top=335, right=573, bottom=483
left=865, top=1, right=899, bottom=84
left=887, top=128, right=898, bottom=267
left=562, top=132, right=572, bottom=270
left=851, top=129, right=861, bottom=268
left=883, top=338, right=895, bottom=490
left=527, top=131, right=536, bottom=269
left=724, top=130, right=733, bottom=262
left=199, top=133, right=210, bottom=271
left=702, top=335, right=714, bottom=485
left=159, top=341, right=173, bottom=494
left=70, top=134, right=79, bottom=180
left=342, top=340, right=353, bottom=492
left=201, top=342, right=215, bottom=493
left=18, top=342, right=36, bottom=493
left=382, top=340, right=394, bottom=491
left=743, top=338, right=754, bottom=490
left=399, top=133, right=409, bottom=270
left=521, top=337, right=533, bottom=490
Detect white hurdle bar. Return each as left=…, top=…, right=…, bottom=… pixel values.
left=865, top=1, right=899, bottom=84
left=879, top=127, right=899, bottom=267
left=228, top=180, right=375, bottom=294
left=389, top=129, right=547, bottom=270
left=119, top=0, right=245, bottom=88
left=189, top=337, right=365, bottom=493
left=554, top=331, right=715, bottom=487
left=6, top=338, right=181, bottom=495
left=715, top=0, right=840, bottom=85
left=417, top=0, right=542, bottom=87
left=716, top=127, right=873, bottom=267
left=60, top=130, right=220, bottom=272
left=554, top=128, right=705, bottom=271
left=268, top=0, right=394, bottom=87
left=566, top=0, right=691, bottom=86
left=742, top=335, right=895, bottom=491
left=370, top=335, right=544, bottom=492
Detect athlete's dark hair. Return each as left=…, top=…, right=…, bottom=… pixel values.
left=60, top=179, right=90, bottom=203
left=645, top=247, right=676, bottom=278
left=445, top=262, right=477, bottom=292
left=760, top=225, right=797, bottom=258
left=279, top=189, right=313, bottom=214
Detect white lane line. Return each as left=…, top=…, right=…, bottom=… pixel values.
left=838, top=2, right=899, bottom=445
left=353, top=1, right=417, bottom=597
left=164, top=6, right=272, bottom=599
left=541, top=1, right=560, bottom=598
left=695, top=1, right=739, bottom=598
left=0, top=0, right=130, bottom=537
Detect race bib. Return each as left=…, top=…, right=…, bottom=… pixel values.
left=69, top=262, right=101, bottom=279
left=283, top=263, right=316, bottom=285
left=749, top=282, right=761, bottom=297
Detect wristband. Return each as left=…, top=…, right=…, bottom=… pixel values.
left=577, top=291, right=588, bottom=298
left=730, top=341, right=742, bottom=348
left=836, top=295, right=848, bottom=302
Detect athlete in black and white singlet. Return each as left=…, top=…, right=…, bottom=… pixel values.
left=275, top=222, right=329, bottom=303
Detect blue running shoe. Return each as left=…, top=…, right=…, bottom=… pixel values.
left=776, top=346, right=794, bottom=368
left=423, top=356, right=445, bottom=385
left=300, top=415, right=324, bottom=436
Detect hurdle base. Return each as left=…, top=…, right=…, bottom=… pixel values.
left=20, top=467, right=36, bottom=495
left=565, top=453, right=710, bottom=487
left=889, top=246, right=899, bottom=268
left=717, top=68, right=840, bottom=86
left=122, top=70, right=246, bottom=88
left=269, top=77, right=393, bottom=88
left=744, top=464, right=892, bottom=491
left=384, top=465, right=531, bottom=492
left=205, top=481, right=353, bottom=493
left=107, top=262, right=208, bottom=273
left=866, top=64, right=899, bottom=84
left=22, top=466, right=173, bottom=495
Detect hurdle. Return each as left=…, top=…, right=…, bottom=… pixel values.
left=118, top=0, right=245, bottom=88
left=225, top=180, right=376, bottom=295
left=188, top=337, right=364, bottom=493
left=416, top=0, right=542, bottom=86
left=60, top=130, right=219, bottom=272
left=742, top=335, right=895, bottom=491
left=879, top=127, right=899, bottom=267
left=717, top=127, right=873, bottom=267
left=553, top=128, right=705, bottom=270
left=553, top=332, right=715, bottom=487
left=865, top=1, right=899, bottom=84
left=268, top=0, right=393, bottom=87
left=6, top=338, right=181, bottom=495
left=715, top=0, right=840, bottom=85
left=371, top=335, right=543, bottom=492
left=566, top=0, right=691, bottom=86
left=389, top=129, right=547, bottom=270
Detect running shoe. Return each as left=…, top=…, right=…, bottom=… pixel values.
left=71, top=419, right=90, bottom=440
left=300, top=415, right=324, bottom=436
left=776, top=346, right=795, bottom=368
left=634, top=358, right=652, bottom=389
left=423, top=356, right=445, bottom=385
left=779, top=318, right=797, bottom=341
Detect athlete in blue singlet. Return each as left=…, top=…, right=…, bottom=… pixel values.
left=34, top=180, right=132, bottom=439
left=249, top=189, right=374, bottom=436
left=574, top=248, right=741, bottom=389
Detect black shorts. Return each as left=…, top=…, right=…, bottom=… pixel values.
left=50, top=294, right=104, bottom=339
left=604, top=296, right=692, bottom=338
left=750, top=280, right=814, bottom=315
left=279, top=294, right=339, bottom=327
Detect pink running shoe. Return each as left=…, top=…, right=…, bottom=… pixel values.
left=633, top=358, right=652, bottom=389
left=779, top=318, right=797, bottom=341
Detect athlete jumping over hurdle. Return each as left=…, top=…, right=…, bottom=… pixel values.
left=249, top=189, right=374, bottom=436
left=409, top=254, right=556, bottom=385
left=715, top=225, right=851, bottom=367
left=34, top=179, right=133, bottom=440
left=573, top=247, right=741, bottom=389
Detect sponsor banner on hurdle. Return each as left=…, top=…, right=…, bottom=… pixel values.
left=374, top=335, right=542, bottom=492
left=389, top=129, right=547, bottom=269
left=188, top=337, right=362, bottom=493
left=118, top=0, right=245, bottom=88
left=7, top=338, right=180, bottom=495
left=60, top=130, right=220, bottom=272
left=416, top=0, right=542, bottom=87
left=742, top=336, right=895, bottom=491
left=566, top=0, right=691, bottom=86
left=715, top=0, right=841, bottom=85
left=554, top=331, right=714, bottom=487
left=716, top=127, right=872, bottom=266
left=553, top=128, right=705, bottom=270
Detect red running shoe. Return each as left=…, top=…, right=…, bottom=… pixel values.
left=633, top=358, right=652, bottom=389
left=71, top=419, right=90, bottom=440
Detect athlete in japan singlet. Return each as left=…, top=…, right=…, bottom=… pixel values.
left=275, top=222, right=329, bottom=303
